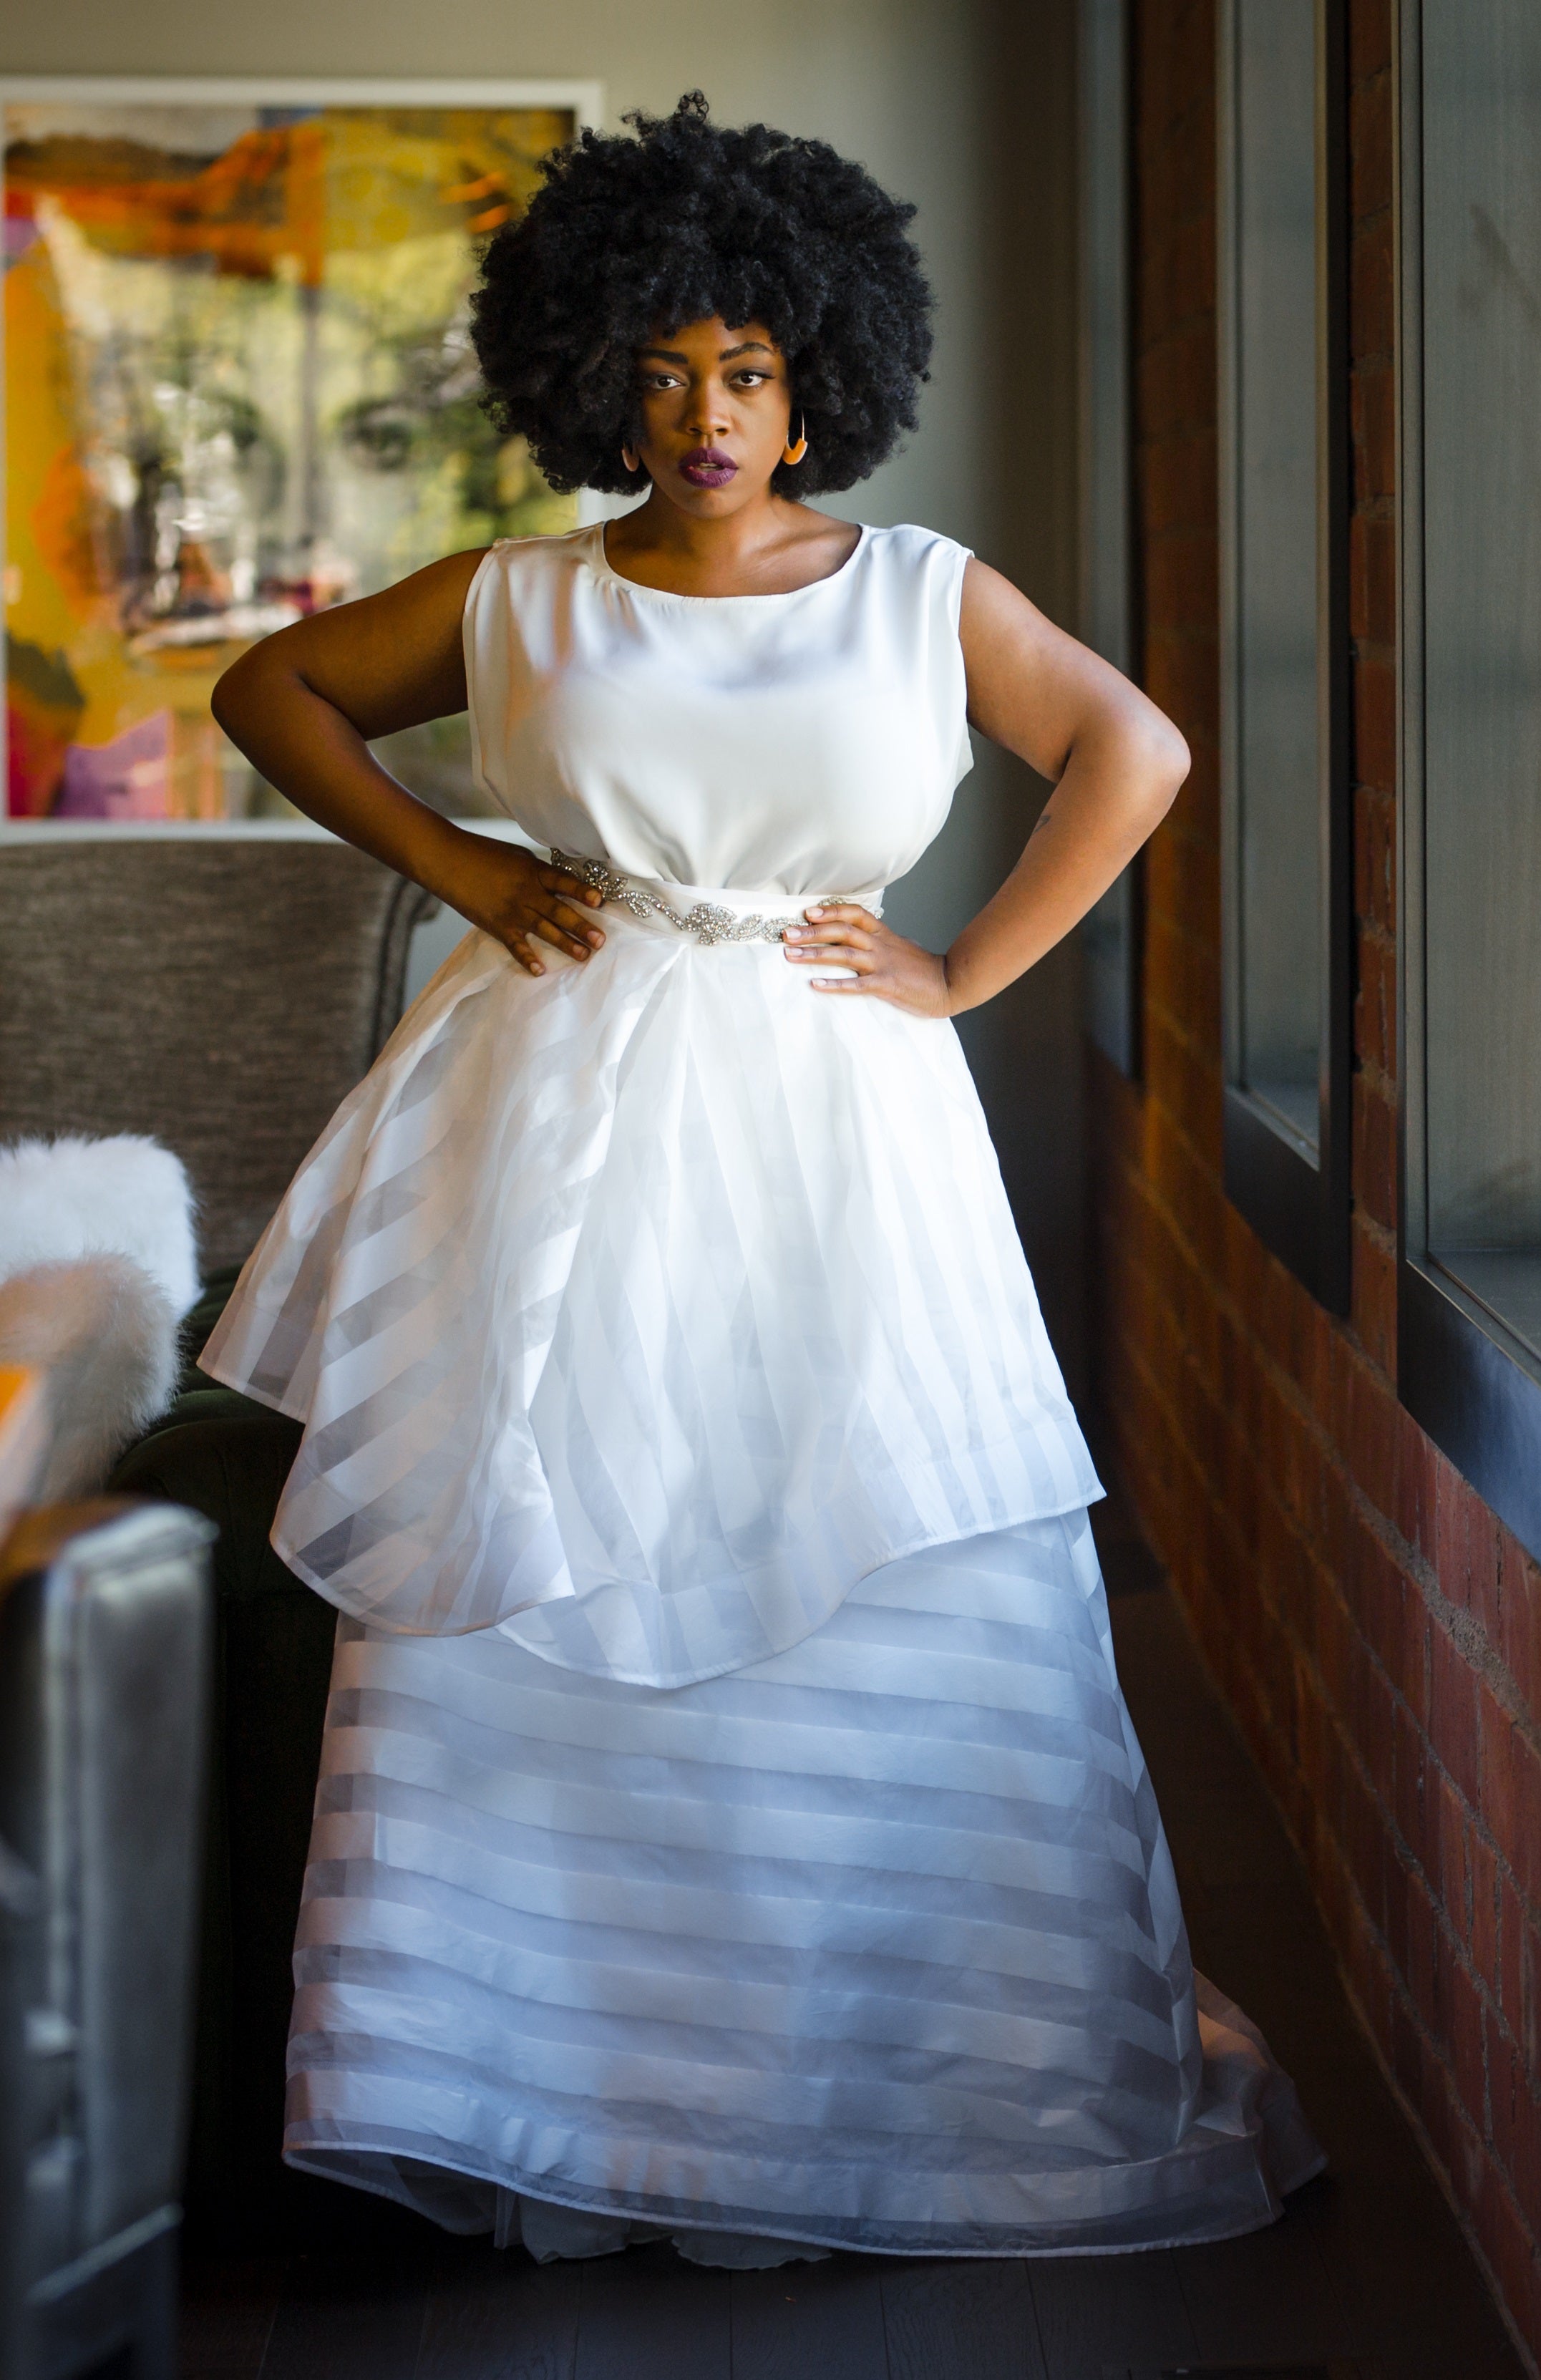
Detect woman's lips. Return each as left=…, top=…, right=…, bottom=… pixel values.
left=679, top=448, right=738, bottom=487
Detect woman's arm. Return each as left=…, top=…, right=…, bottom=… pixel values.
left=210, top=553, right=605, bottom=973
left=782, top=557, right=1187, bottom=1013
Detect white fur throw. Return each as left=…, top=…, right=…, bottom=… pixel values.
left=0, top=1134, right=198, bottom=1316
left=0, top=1135, right=199, bottom=1497
left=0, top=1257, right=180, bottom=1500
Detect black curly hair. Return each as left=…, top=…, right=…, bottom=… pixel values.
left=470, top=92, right=933, bottom=498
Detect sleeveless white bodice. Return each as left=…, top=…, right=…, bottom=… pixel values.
left=463, top=521, right=974, bottom=900
left=203, top=521, right=1101, bottom=1686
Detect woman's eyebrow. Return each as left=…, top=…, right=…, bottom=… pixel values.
left=636, top=341, right=777, bottom=364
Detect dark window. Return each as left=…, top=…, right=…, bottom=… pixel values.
left=1399, top=0, right=1541, bottom=1559
left=1217, top=0, right=1351, bottom=1309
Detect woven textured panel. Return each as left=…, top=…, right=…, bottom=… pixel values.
left=0, top=842, right=437, bottom=1271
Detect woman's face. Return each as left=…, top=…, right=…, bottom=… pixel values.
left=631, top=316, right=794, bottom=514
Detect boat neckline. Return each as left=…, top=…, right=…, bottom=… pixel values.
left=589, top=518, right=870, bottom=603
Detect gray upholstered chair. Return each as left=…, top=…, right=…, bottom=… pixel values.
left=0, top=1500, right=213, bottom=2380
left=0, top=837, right=442, bottom=2259
left=0, top=838, right=437, bottom=1271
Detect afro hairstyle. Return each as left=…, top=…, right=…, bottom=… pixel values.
left=470, top=91, right=933, bottom=497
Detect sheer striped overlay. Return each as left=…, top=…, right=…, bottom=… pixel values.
left=202, top=900, right=1101, bottom=1682
left=286, top=1512, right=1323, bottom=2258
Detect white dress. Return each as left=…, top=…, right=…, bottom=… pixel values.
left=203, top=520, right=1322, bottom=2260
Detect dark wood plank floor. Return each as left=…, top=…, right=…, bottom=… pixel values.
left=180, top=1496, right=1528, bottom=2380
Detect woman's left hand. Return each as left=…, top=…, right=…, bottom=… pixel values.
left=782, top=905, right=953, bottom=1017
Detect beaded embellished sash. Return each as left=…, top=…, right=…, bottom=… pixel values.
left=550, top=848, right=875, bottom=948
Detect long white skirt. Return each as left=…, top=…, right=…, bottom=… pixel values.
left=285, top=1509, right=1323, bottom=2258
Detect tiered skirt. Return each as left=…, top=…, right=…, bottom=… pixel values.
left=284, top=1510, right=1323, bottom=2258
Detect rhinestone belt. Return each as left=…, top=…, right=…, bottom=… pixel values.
left=550, top=848, right=869, bottom=948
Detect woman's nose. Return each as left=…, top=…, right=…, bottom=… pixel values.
left=685, top=382, right=731, bottom=434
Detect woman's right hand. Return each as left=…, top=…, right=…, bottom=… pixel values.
left=444, top=842, right=606, bottom=976
left=210, top=553, right=606, bottom=981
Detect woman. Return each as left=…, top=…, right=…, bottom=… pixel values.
left=206, top=94, right=1321, bottom=2263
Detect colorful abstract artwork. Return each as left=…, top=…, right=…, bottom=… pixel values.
left=4, top=86, right=588, bottom=822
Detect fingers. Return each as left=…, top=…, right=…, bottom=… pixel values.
left=509, top=935, right=545, bottom=977
left=788, top=903, right=875, bottom=937
left=548, top=898, right=606, bottom=949
left=530, top=912, right=599, bottom=961
left=539, top=865, right=603, bottom=910
left=787, top=943, right=874, bottom=973
left=783, top=906, right=876, bottom=971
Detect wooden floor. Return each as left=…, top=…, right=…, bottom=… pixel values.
left=180, top=1497, right=1529, bottom=2380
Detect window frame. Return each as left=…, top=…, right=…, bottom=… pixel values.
left=1077, top=0, right=1142, bottom=1079
left=1396, top=0, right=1541, bottom=1563
left=1216, top=0, right=1353, bottom=1313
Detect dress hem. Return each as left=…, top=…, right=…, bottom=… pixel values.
left=281, top=2139, right=1328, bottom=2263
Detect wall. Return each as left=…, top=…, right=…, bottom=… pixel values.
left=0, top=0, right=1088, bottom=1379
left=1090, top=1, right=1541, bottom=2362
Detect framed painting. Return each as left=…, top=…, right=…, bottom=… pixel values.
left=1, top=77, right=601, bottom=828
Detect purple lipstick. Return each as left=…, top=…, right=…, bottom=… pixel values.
left=679, top=446, right=738, bottom=489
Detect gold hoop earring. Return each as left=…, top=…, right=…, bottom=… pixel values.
left=782, top=414, right=809, bottom=467
left=621, top=445, right=641, bottom=473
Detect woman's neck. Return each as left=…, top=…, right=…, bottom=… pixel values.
left=601, top=492, right=860, bottom=597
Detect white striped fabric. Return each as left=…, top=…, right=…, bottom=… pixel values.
left=203, top=902, right=1102, bottom=1683
left=285, top=1512, right=1323, bottom=2257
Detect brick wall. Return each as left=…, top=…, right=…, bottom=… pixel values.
left=1088, top=1, right=1541, bottom=2361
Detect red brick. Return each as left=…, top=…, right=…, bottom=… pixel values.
left=1393, top=1695, right=1427, bottom=1865
left=1340, top=1747, right=1382, bottom=1913
left=1089, top=5, right=1541, bottom=2352
left=1142, top=632, right=1219, bottom=758
left=1430, top=1625, right=1483, bottom=1811
left=1436, top=1464, right=1504, bottom=1646
left=1466, top=1817, right=1499, bottom=1972
left=1145, top=1008, right=1221, bottom=1164
left=1348, top=72, right=1394, bottom=225
left=1447, top=1949, right=1487, bottom=2134
left=1499, top=1532, right=1541, bottom=1716
left=1351, top=359, right=1396, bottom=505
left=1355, top=924, right=1395, bottom=1078
left=1352, top=1074, right=1397, bottom=1234
left=1433, top=1768, right=1476, bottom=1941
left=1484, top=1708, right=1520, bottom=1888
left=1353, top=776, right=1395, bottom=923
left=1522, top=1910, right=1541, bottom=2082
left=1349, top=0, right=1393, bottom=82
left=1144, top=814, right=1219, bottom=943
left=1389, top=1974, right=1423, bottom=2103
left=1346, top=1356, right=1399, bottom=1513
left=1135, top=0, right=1215, bottom=149
left=1482, top=2165, right=1541, bottom=2372
left=1349, top=512, right=1397, bottom=647
left=1489, top=2010, right=1541, bottom=2236
left=1514, top=1728, right=1541, bottom=1905
left=1499, top=1872, right=1527, bottom=2040
left=1405, top=1865, right=1440, bottom=2031
left=1394, top=1410, right=1437, bottom=1565
left=1400, top=1580, right=1434, bottom=1731
left=1138, top=319, right=1217, bottom=442
left=1141, top=430, right=1217, bottom=543
left=1146, top=528, right=1219, bottom=633
left=1140, top=208, right=1219, bottom=345
left=1350, top=216, right=1394, bottom=363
